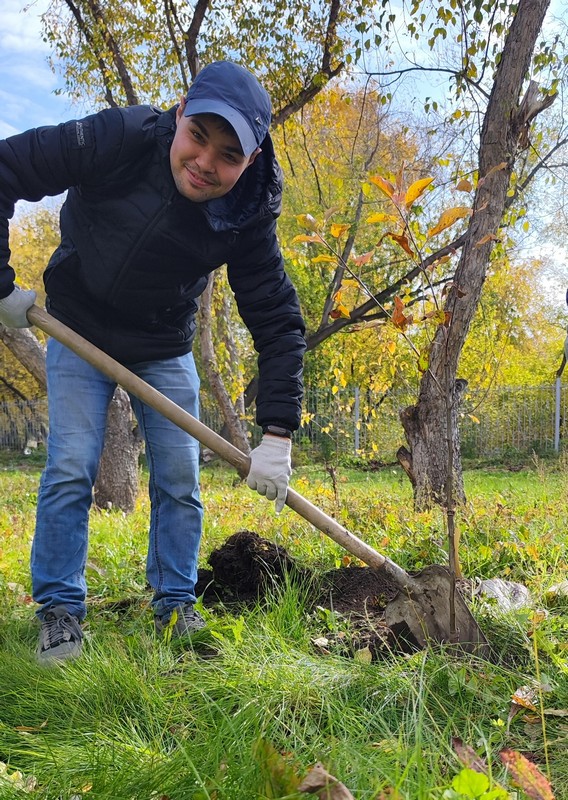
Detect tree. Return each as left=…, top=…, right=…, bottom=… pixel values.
left=398, top=0, right=556, bottom=507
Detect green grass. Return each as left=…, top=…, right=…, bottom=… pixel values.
left=1, top=459, right=568, bottom=798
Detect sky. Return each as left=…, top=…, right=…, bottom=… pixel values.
left=0, top=0, right=76, bottom=139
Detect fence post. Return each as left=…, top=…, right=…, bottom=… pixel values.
left=354, top=386, right=360, bottom=454
left=555, top=377, right=561, bottom=453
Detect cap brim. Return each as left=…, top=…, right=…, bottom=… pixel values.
left=183, top=99, right=257, bottom=157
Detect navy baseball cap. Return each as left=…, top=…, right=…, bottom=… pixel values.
left=183, top=61, right=272, bottom=157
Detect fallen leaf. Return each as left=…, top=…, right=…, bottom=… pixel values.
left=354, top=646, right=373, bottom=664
left=511, top=686, right=538, bottom=712
left=298, top=763, right=355, bottom=799
left=452, top=738, right=488, bottom=774
left=500, top=749, right=555, bottom=800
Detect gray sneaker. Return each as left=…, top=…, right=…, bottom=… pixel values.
left=36, top=605, right=84, bottom=664
left=155, top=603, right=206, bottom=639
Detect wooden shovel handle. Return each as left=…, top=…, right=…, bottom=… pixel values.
left=28, top=304, right=413, bottom=584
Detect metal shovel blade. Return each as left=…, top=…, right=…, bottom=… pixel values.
left=27, top=305, right=489, bottom=656
left=384, top=564, right=490, bottom=657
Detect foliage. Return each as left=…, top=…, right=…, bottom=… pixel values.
left=40, top=0, right=377, bottom=110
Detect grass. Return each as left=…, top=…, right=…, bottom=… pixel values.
left=1, top=456, right=568, bottom=798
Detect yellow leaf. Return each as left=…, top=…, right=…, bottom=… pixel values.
left=477, top=161, right=508, bottom=187
left=475, top=233, right=500, bottom=247
left=311, top=254, right=337, bottom=264
left=330, top=222, right=350, bottom=238
left=295, top=213, right=320, bottom=231
left=341, top=279, right=359, bottom=288
left=368, top=174, right=395, bottom=198
left=456, top=178, right=473, bottom=192
left=427, top=206, right=472, bottom=237
left=380, top=232, right=415, bottom=257
left=387, top=341, right=396, bottom=355
left=351, top=249, right=375, bottom=267
left=423, top=308, right=447, bottom=325
left=404, top=176, right=434, bottom=207
left=468, top=413, right=480, bottom=424
left=417, top=350, right=429, bottom=373
left=336, top=303, right=351, bottom=319
left=366, top=212, right=399, bottom=224
left=291, top=233, right=321, bottom=244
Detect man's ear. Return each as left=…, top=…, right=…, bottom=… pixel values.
left=176, top=96, right=186, bottom=124
left=247, top=147, right=262, bottom=167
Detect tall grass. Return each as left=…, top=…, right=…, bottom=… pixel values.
left=1, top=459, right=567, bottom=798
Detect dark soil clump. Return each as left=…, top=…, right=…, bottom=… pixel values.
left=206, top=530, right=302, bottom=600
left=317, top=565, right=399, bottom=615
left=196, top=530, right=401, bottom=657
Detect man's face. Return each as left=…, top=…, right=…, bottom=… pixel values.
left=170, top=102, right=259, bottom=202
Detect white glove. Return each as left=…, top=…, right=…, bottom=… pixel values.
left=0, top=286, right=36, bottom=328
left=247, top=434, right=292, bottom=513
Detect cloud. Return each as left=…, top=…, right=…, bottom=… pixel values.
left=0, top=0, right=75, bottom=133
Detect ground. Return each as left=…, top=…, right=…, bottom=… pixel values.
left=195, top=530, right=401, bottom=657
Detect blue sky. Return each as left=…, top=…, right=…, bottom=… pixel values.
left=0, top=0, right=77, bottom=139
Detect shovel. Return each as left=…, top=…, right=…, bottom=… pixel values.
left=27, top=304, right=489, bottom=657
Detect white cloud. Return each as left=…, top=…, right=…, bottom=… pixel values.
left=0, top=0, right=75, bottom=134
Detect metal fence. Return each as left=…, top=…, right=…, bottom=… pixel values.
left=1, top=383, right=567, bottom=461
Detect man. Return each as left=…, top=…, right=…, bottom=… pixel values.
left=0, top=61, right=306, bottom=663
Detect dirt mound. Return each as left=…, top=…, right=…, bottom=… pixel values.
left=316, top=565, right=399, bottom=615
left=194, top=530, right=399, bottom=657
left=205, top=530, right=301, bottom=599
left=198, top=530, right=399, bottom=614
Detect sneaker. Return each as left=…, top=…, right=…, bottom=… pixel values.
left=155, top=603, right=206, bottom=639
left=36, top=605, right=84, bottom=664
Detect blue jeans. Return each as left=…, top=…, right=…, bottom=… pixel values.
left=31, top=339, right=203, bottom=621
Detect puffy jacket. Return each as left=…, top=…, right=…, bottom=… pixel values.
left=0, top=105, right=306, bottom=430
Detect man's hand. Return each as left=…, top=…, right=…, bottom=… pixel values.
left=0, top=286, right=36, bottom=328
left=247, top=434, right=292, bottom=513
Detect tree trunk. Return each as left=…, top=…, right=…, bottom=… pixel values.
left=93, top=387, right=142, bottom=511
left=399, top=377, right=468, bottom=508
left=399, top=0, right=552, bottom=510
left=1, top=325, right=142, bottom=511
left=198, top=275, right=250, bottom=454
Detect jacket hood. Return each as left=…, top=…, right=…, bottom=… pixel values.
left=156, top=106, right=283, bottom=234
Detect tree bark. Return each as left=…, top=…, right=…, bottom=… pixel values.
left=0, top=325, right=142, bottom=512
left=399, top=0, right=552, bottom=509
left=93, top=388, right=142, bottom=511
left=198, top=275, right=250, bottom=454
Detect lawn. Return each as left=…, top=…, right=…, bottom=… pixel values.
left=0, top=456, right=567, bottom=799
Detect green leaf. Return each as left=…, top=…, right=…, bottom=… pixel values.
left=452, top=768, right=490, bottom=798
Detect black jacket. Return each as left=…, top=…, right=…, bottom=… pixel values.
left=0, top=105, right=305, bottom=430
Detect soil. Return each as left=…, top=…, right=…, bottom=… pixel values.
left=195, top=530, right=401, bottom=658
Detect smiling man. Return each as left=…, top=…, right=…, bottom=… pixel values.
left=0, top=61, right=306, bottom=663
